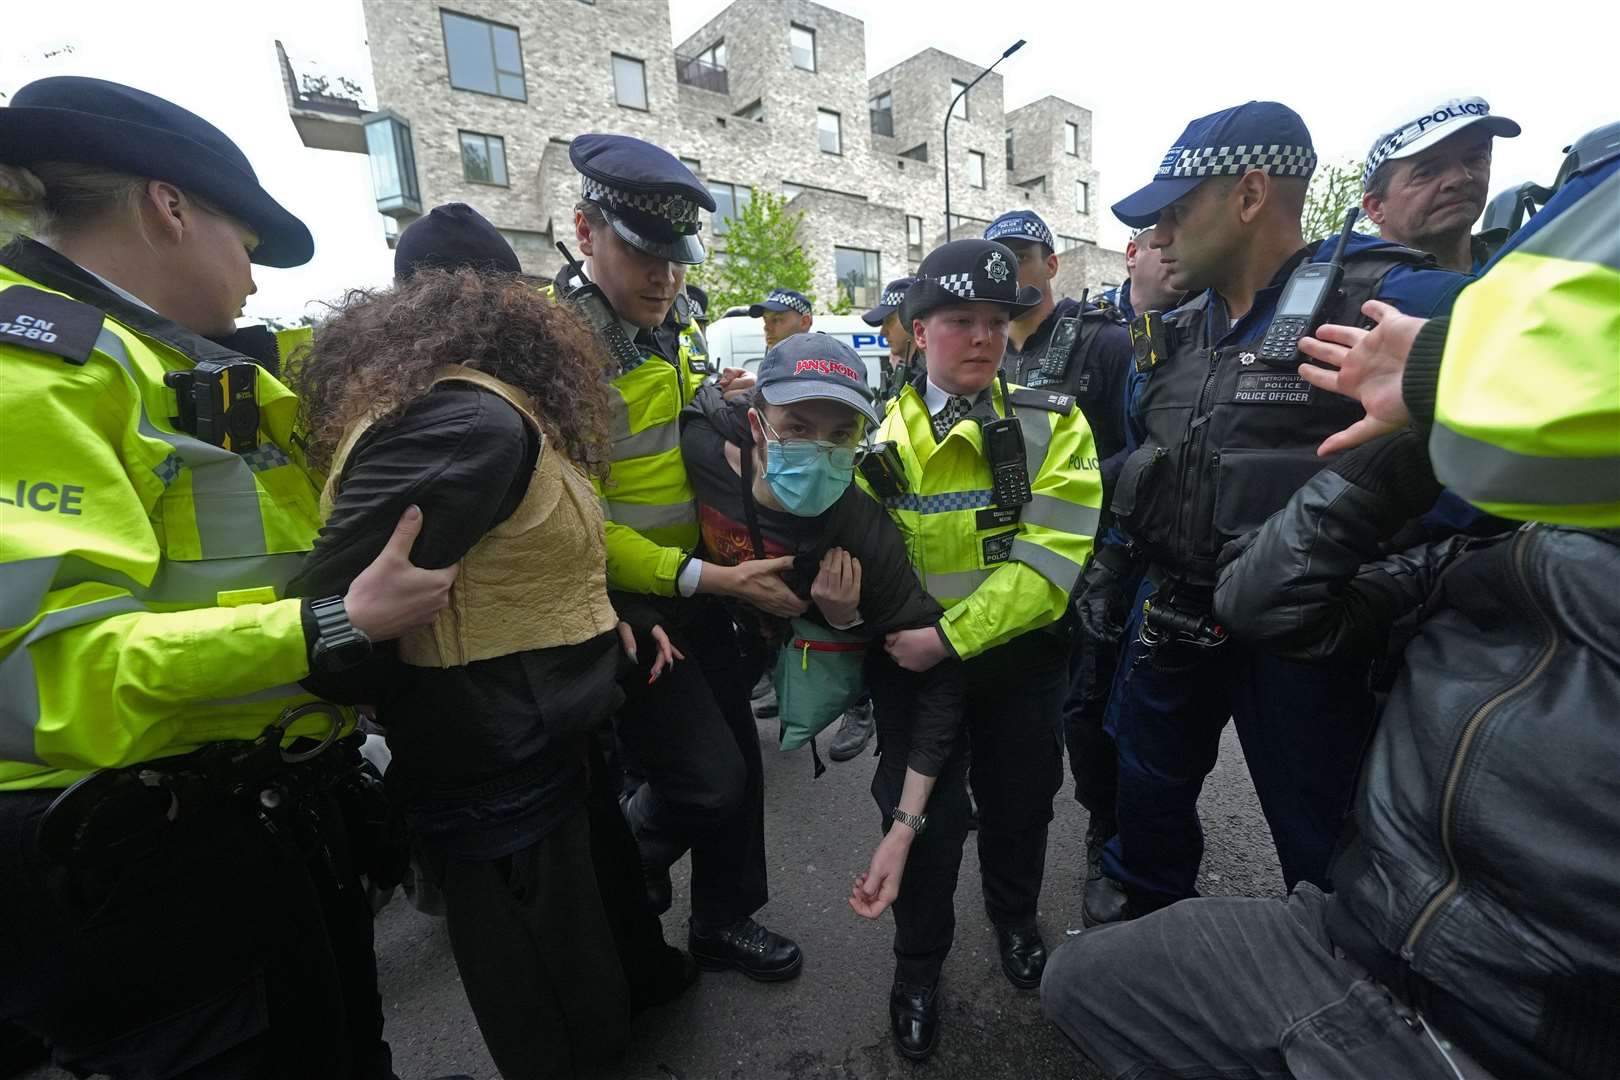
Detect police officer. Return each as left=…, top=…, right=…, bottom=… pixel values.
left=981, top=209, right=1138, bottom=924
left=872, top=237, right=1104, bottom=1058
left=748, top=286, right=814, bottom=349
left=1361, top=96, right=1521, bottom=272
left=0, top=77, right=460, bottom=1078
left=1099, top=226, right=1183, bottom=322
left=552, top=134, right=803, bottom=980
left=861, top=275, right=918, bottom=403
left=1077, top=101, right=1470, bottom=923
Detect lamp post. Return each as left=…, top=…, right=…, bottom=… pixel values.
left=943, top=39, right=1025, bottom=242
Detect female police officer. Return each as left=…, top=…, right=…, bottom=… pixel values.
left=0, top=78, right=457, bottom=1078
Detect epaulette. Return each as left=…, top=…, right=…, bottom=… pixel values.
left=0, top=284, right=104, bottom=366
left=1007, top=387, right=1075, bottom=415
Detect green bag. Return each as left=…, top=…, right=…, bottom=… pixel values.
left=775, top=617, right=868, bottom=752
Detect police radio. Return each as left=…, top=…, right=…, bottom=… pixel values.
left=555, top=242, right=642, bottom=371
left=164, top=360, right=260, bottom=452
left=982, top=373, right=1033, bottom=508
left=856, top=440, right=907, bottom=498
left=1255, top=207, right=1360, bottom=368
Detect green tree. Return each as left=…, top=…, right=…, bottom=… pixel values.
left=1301, top=159, right=1380, bottom=243
left=688, top=188, right=817, bottom=315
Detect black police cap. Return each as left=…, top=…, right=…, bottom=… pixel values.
left=0, top=77, right=314, bottom=267
left=394, top=203, right=521, bottom=281
left=570, top=133, right=716, bottom=265
left=903, top=239, right=1041, bottom=324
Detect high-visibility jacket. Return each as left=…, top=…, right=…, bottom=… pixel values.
left=0, top=251, right=343, bottom=791
left=546, top=280, right=711, bottom=596
left=873, top=379, right=1103, bottom=660
left=1431, top=154, right=1620, bottom=526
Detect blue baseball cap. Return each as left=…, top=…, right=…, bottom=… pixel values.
left=1112, top=101, right=1317, bottom=230
left=983, top=209, right=1054, bottom=252
left=748, top=288, right=812, bottom=317
left=861, top=276, right=916, bottom=326
left=757, top=333, right=879, bottom=424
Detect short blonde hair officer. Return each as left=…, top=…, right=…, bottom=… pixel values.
left=0, top=77, right=457, bottom=1077
left=869, top=237, right=1103, bottom=1060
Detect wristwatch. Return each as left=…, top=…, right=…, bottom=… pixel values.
left=890, top=806, right=928, bottom=835
left=309, top=595, right=372, bottom=673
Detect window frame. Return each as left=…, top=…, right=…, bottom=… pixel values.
left=696, top=39, right=726, bottom=69
left=906, top=215, right=924, bottom=262
left=1005, top=128, right=1014, bottom=172
left=834, top=245, right=882, bottom=309
left=1064, top=120, right=1079, bottom=156
left=789, top=23, right=817, bottom=72
left=950, top=78, right=969, bottom=121
left=440, top=9, right=527, bottom=102
left=967, top=149, right=986, bottom=189
left=1075, top=179, right=1090, bottom=214
left=708, top=180, right=751, bottom=235
left=817, top=108, right=843, bottom=156
left=611, top=52, right=649, bottom=112
left=457, top=129, right=509, bottom=187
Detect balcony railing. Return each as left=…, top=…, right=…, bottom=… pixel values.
left=870, top=108, right=894, bottom=137
left=675, top=54, right=729, bottom=95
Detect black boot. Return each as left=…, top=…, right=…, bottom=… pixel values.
left=1081, top=816, right=1130, bottom=927
left=888, top=979, right=941, bottom=1061
left=688, top=916, right=802, bottom=982
left=619, top=785, right=687, bottom=915
left=994, top=923, right=1048, bottom=989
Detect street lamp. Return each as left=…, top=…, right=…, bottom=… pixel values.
left=943, top=39, right=1025, bottom=242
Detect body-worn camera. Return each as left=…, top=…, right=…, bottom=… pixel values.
left=1129, top=311, right=1173, bottom=374
left=165, top=359, right=259, bottom=452
left=857, top=440, right=907, bottom=498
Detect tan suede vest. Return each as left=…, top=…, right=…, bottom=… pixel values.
left=323, top=366, right=618, bottom=667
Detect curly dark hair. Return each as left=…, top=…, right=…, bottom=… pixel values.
left=294, top=269, right=615, bottom=476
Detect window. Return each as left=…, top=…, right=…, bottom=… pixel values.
left=1064, top=120, right=1080, bottom=156
left=1055, top=234, right=1084, bottom=253
left=697, top=40, right=726, bottom=69
left=817, top=109, right=842, bottom=155
left=835, top=246, right=881, bottom=309
left=967, top=150, right=985, bottom=189
left=1075, top=179, right=1090, bottom=213
left=870, top=91, right=893, bottom=137
left=790, top=24, right=816, bottom=71
left=950, top=78, right=969, bottom=120
left=906, top=215, right=924, bottom=262
left=612, top=54, right=647, bottom=110
left=708, top=181, right=751, bottom=235
left=458, top=130, right=508, bottom=185
left=441, top=10, right=525, bottom=100
left=679, top=156, right=702, bottom=174
left=1005, top=129, right=1014, bottom=172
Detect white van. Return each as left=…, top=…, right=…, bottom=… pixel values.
left=702, top=314, right=892, bottom=392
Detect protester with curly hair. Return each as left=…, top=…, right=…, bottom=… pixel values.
left=288, top=263, right=694, bottom=1080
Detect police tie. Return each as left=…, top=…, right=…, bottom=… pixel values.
left=932, top=395, right=972, bottom=442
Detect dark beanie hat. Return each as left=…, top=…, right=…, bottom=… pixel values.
left=394, top=203, right=521, bottom=280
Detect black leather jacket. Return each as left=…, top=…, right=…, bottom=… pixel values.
left=1216, top=468, right=1620, bottom=1080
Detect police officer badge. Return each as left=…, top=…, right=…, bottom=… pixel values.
left=984, top=251, right=1010, bottom=284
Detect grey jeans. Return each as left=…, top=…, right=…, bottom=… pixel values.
left=1040, top=884, right=1498, bottom=1080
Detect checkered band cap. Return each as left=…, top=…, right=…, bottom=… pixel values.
left=766, top=288, right=811, bottom=315
left=1360, top=97, right=1517, bottom=190
left=581, top=175, right=704, bottom=230
left=879, top=285, right=910, bottom=307
left=1161, top=143, right=1317, bottom=180
left=931, top=272, right=976, bottom=300
left=984, top=210, right=1055, bottom=251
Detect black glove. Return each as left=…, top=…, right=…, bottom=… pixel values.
left=1075, top=545, right=1140, bottom=645
left=1328, top=428, right=1441, bottom=519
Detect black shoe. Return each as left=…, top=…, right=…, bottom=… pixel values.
left=994, top=923, right=1048, bottom=989
left=688, top=917, right=803, bottom=982
left=619, top=786, right=685, bottom=915
left=888, top=979, right=941, bottom=1061
left=827, top=699, right=874, bottom=762
left=1081, top=817, right=1130, bottom=927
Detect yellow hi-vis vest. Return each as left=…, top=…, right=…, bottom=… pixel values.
left=872, top=380, right=1104, bottom=660
left=544, top=284, right=710, bottom=596
left=0, top=265, right=345, bottom=791
left=1431, top=158, right=1620, bottom=526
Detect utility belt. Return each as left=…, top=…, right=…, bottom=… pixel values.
left=36, top=702, right=359, bottom=866
left=1136, top=567, right=1228, bottom=670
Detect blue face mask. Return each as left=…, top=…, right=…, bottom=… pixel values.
left=757, top=413, right=859, bottom=517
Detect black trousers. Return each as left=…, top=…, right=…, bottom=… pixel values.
left=869, top=630, right=1068, bottom=987
left=0, top=783, right=390, bottom=1080
left=1061, top=627, right=1121, bottom=826
left=615, top=601, right=768, bottom=925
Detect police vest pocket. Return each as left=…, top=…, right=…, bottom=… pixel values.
left=1212, top=448, right=1331, bottom=540
left=1110, top=445, right=1172, bottom=534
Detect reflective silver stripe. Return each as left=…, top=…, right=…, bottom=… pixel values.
left=1020, top=408, right=1053, bottom=470
left=1430, top=424, right=1620, bottom=507
left=93, top=330, right=269, bottom=558
left=601, top=498, right=697, bottom=531
left=1021, top=495, right=1100, bottom=536
left=925, top=568, right=992, bottom=600
left=0, top=552, right=309, bottom=628
left=0, top=596, right=146, bottom=764
left=1516, top=166, right=1619, bottom=270
left=608, top=392, right=632, bottom=441
left=205, top=683, right=309, bottom=707
left=1010, top=538, right=1083, bottom=594
left=610, top=418, right=680, bottom=462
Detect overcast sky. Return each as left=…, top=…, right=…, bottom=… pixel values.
left=7, top=0, right=1616, bottom=322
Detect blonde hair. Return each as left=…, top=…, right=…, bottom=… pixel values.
left=0, top=162, right=147, bottom=248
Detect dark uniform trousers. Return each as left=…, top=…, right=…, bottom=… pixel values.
left=614, top=600, right=768, bottom=925
left=1102, top=579, right=1376, bottom=906
left=0, top=785, right=390, bottom=1080
left=869, top=628, right=1067, bottom=987
left=1062, top=627, right=1122, bottom=828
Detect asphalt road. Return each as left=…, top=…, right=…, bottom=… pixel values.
left=24, top=717, right=1280, bottom=1080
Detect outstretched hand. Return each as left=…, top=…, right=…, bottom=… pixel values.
left=1297, top=299, right=1426, bottom=456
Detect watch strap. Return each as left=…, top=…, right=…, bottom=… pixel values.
left=890, top=806, right=927, bottom=834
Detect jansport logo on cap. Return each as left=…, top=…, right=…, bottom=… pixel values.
left=794, top=357, right=861, bottom=381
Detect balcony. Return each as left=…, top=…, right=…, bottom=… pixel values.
left=675, top=54, right=729, bottom=95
